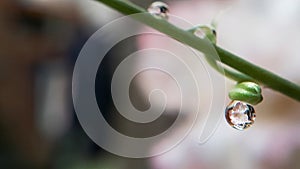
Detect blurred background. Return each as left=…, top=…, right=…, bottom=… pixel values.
left=0, top=0, right=300, bottom=169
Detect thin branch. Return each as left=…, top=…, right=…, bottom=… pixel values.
left=187, top=26, right=254, bottom=82
left=96, top=0, right=300, bottom=101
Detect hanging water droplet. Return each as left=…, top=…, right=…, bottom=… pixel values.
left=225, top=100, right=256, bottom=130
left=147, top=1, right=169, bottom=20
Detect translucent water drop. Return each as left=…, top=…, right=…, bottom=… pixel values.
left=147, top=1, right=169, bottom=19
left=225, top=100, right=256, bottom=130
left=192, top=26, right=217, bottom=44
left=194, top=28, right=206, bottom=39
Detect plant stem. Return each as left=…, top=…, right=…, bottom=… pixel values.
left=187, top=26, right=254, bottom=82
left=96, top=0, right=300, bottom=101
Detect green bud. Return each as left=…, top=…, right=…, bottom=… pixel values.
left=229, top=82, right=263, bottom=105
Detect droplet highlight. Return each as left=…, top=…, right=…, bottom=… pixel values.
left=225, top=100, right=256, bottom=130
left=194, top=28, right=206, bottom=39
left=192, top=26, right=217, bottom=44
left=147, top=1, right=169, bottom=19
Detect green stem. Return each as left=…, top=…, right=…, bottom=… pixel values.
left=187, top=27, right=254, bottom=82
left=96, top=0, right=300, bottom=101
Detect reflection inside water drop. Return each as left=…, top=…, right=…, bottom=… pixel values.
left=225, top=100, right=256, bottom=130
left=147, top=1, right=169, bottom=20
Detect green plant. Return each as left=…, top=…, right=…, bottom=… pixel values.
left=96, top=0, right=300, bottom=102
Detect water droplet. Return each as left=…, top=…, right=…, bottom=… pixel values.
left=147, top=1, right=169, bottom=19
left=194, top=28, right=206, bottom=39
left=225, top=100, right=256, bottom=130
left=192, top=26, right=217, bottom=43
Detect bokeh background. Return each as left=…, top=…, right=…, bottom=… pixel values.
left=1, top=0, right=300, bottom=169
